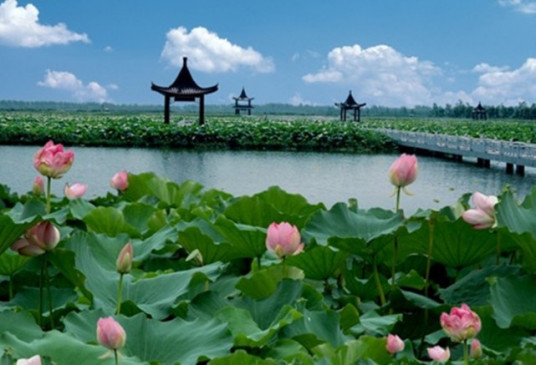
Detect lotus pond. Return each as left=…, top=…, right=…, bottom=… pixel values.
left=1, top=142, right=536, bottom=364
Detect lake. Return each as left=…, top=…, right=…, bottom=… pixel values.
left=1, top=145, right=535, bottom=214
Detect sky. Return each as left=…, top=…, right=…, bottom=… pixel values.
left=1, top=0, right=536, bottom=108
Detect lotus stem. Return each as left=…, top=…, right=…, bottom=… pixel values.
left=496, top=230, right=502, bottom=265
left=9, top=273, right=13, bottom=301
left=424, top=218, right=436, bottom=299
left=114, top=349, right=119, bottom=365
left=44, top=253, right=54, bottom=329
left=39, top=255, right=44, bottom=327
left=391, top=186, right=401, bottom=291
left=116, top=273, right=124, bottom=315
left=373, top=255, right=386, bottom=306
left=46, top=176, right=51, bottom=214
left=464, top=339, right=468, bottom=365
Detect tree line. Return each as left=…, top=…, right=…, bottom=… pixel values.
left=1, top=100, right=536, bottom=120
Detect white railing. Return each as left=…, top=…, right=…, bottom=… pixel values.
left=375, top=128, right=536, bottom=168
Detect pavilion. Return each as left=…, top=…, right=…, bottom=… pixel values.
left=151, top=57, right=218, bottom=125
left=472, top=102, right=487, bottom=120
left=232, top=87, right=254, bottom=115
left=335, top=91, right=366, bottom=122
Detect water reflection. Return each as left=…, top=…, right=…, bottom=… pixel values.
left=1, top=146, right=535, bottom=214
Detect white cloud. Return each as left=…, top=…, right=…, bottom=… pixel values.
left=104, top=46, right=113, bottom=52
left=303, top=44, right=440, bottom=106
left=471, top=58, right=536, bottom=105
left=289, top=93, right=315, bottom=106
left=161, top=26, right=274, bottom=73
left=498, top=0, right=536, bottom=14
left=0, top=0, right=89, bottom=47
left=38, top=70, right=112, bottom=103
left=472, top=63, right=510, bottom=73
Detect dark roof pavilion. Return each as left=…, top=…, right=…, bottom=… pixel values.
left=232, top=87, right=254, bottom=115
left=151, top=57, right=218, bottom=125
left=335, top=90, right=366, bottom=122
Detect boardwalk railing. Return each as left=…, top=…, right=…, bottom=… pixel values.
left=375, top=128, right=536, bottom=173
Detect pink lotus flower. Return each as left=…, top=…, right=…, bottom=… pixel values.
left=33, top=140, right=74, bottom=179
left=266, top=222, right=304, bottom=259
left=64, top=182, right=88, bottom=199
left=11, top=221, right=60, bottom=256
left=33, top=176, right=44, bottom=195
left=110, top=170, right=129, bottom=191
left=471, top=338, right=482, bottom=359
left=462, top=192, right=498, bottom=229
left=440, top=303, right=481, bottom=342
left=16, top=355, right=41, bottom=365
left=427, top=345, right=450, bottom=363
left=389, top=153, right=418, bottom=188
left=386, top=334, right=404, bottom=354
left=116, top=242, right=133, bottom=274
left=97, top=317, right=126, bottom=350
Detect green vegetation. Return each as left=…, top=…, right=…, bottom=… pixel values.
left=361, top=117, right=536, bottom=143
left=0, top=112, right=395, bottom=153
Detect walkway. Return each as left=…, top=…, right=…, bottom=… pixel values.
left=376, top=128, right=536, bottom=175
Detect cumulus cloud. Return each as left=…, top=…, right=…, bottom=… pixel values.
left=38, top=70, right=112, bottom=102
left=0, top=0, right=89, bottom=47
left=289, top=93, right=315, bottom=106
left=498, top=0, right=536, bottom=14
left=472, top=63, right=510, bottom=73
left=161, top=26, right=274, bottom=73
left=471, top=58, right=536, bottom=105
left=303, top=44, right=440, bottom=106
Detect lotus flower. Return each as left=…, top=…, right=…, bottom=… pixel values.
left=64, top=182, right=87, bottom=199
left=440, top=303, right=481, bottom=342
left=265, top=222, right=304, bottom=258
left=16, top=355, right=41, bottom=365
left=427, top=345, right=450, bottom=363
left=386, top=334, right=404, bottom=354
left=116, top=242, right=133, bottom=274
left=33, top=140, right=74, bottom=179
left=389, top=153, right=418, bottom=188
left=11, top=221, right=60, bottom=256
left=462, top=192, right=498, bottom=229
left=97, top=317, right=126, bottom=350
left=33, top=176, right=44, bottom=195
left=110, top=170, right=129, bottom=191
left=471, top=338, right=482, bottom=359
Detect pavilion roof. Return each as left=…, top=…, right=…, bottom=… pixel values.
left=151, top=57, right=218, bottom=98
left=233, top=87, right=254, bottom=101
left=335, top=91, right=365, bottom=108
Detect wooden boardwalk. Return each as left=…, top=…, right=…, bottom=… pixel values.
left=376, top=128, right=536, bottom=175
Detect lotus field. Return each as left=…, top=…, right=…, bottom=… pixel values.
left=2, top=140, right=536, bottom=364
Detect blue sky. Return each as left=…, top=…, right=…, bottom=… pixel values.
left=1, top=0, right=536, bottom=107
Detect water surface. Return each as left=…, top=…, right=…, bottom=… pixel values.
left=2, top=146, right=535, bottom=214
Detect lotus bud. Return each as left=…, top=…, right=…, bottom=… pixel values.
left=64, top=182, right=88, bottom=199
left=11, top=238, right=46, bottom=257
left=110, top=170, right=129, bottom=191
left=97, top=317, right=126, bottom=350
left=266, top=222, right=304, bottom=259
left=16, top=355, right=41, bottom=365
left=33, top=140, right=74, bottom=179
left=440, top=303, right=481, bottom=342
left=470, top=339, right=482, bottom=359
left=386, top=334, right=404, bottom=354
left=33, top=176, right=44, bottom=195
left=25, top=221, right=61, bottom=251
left=427, top=346, right=450, bottom=363
left=116, top=242, right=133, bottom=274
left=389, top=153, right=418, bottom=188
left=462, top=192, right=498, bottom=229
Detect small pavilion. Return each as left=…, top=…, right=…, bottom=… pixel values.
left=151, top=57, right=218, bottom=125
left=232, top=87, right=254, bottom=115
left=472, top=102, right=487, bottom=120
left=335, top=91, right=366, bottom=122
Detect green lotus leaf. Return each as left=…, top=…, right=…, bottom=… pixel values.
left=0, top=249, right=30, bottom=276
left=0, top=330, right=143, bottom=365
left=236, top=264, right=304, bottom=300
left=284, top=245, right=348, bottom=281
left=223, top=185, right=324, bottom=228
left=491, top=274, right=536, bottom=330
left=83, top=206, right=140, bottom=238
left=497, top=189, right=536, bottom=240
left=302, top=203, right=404, bottom=246
left=312, top=336, right=392, bottom=365
left=474, top=306, right=529, bottom=353
left=64, top=310, right=233, bottom=364
left=208, top=350, right=277, bottom=365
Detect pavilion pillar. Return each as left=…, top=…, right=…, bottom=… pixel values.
left=199, top=95, right=205, bottom=125
left=164, top=96, right=170, bottom=124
